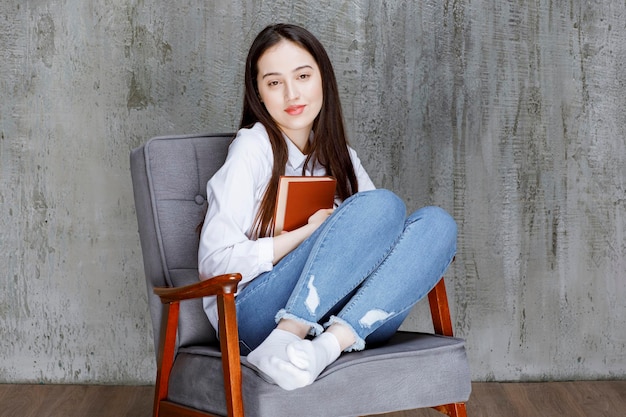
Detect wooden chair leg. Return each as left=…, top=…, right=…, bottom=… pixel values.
left=428, top=277, right=455, bottom=337
left=154, top=302, right=180, bottom=417
left=428, top=272, right=468, bottom=417
left=432, top=402, right=467, bottom=417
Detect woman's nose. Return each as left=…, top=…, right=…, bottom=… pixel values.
left=285, top=81, right=300, bottom=100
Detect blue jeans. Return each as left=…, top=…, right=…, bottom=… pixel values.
left=235, top=189, right=457, bottom=354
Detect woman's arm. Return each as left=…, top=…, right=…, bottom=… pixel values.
left=198, top=127, right=275, bottom=284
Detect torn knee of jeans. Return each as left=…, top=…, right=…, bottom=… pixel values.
left=358, top=309, right=394, bottom=328
left=304, top=275, right=320, bottom=315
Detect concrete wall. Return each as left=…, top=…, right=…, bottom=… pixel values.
left=1, top=0, right=624, bottom=384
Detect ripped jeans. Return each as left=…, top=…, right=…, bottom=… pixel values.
left=235, top=189, right=457, bottom=354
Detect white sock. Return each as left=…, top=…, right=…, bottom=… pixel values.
left=246, top=329, right=301, bottom=384
left=285, top=332, right=342, bottom=387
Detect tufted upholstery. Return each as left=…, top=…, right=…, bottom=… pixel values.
left=131, top=133, right=232, bottom=350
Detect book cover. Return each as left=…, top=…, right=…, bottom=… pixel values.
left=274, top=176, right=336, bottom=234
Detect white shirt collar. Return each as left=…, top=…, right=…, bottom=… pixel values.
left=285, top=132, right=312, bottom=174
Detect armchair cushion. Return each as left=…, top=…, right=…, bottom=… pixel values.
left=168, top=332, right=470, bottom=417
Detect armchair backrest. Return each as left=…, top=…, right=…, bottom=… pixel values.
left=130, top=133, right=234, bottom=352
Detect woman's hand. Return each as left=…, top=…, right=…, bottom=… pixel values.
left=308, top=208, right=334, bottom=229
left=272, top=207, right=334, bottom=264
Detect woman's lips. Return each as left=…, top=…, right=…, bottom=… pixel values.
left=285, top=105, right=306, bottom=115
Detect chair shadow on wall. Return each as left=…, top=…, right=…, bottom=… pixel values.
left=130, top=133, right=471, bottom=417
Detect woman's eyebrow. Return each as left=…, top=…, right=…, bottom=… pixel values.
left=261, top=65, right=314, bottom=79
left=293, top=64, right=313, bottom=72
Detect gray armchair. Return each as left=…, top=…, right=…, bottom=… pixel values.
left=130, top=133, right=471, bottom=417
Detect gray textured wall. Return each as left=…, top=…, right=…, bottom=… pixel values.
left=1, top=0, right=624, bottom=384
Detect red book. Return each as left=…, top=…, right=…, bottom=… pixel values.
left=273, top=176, right=337, bottom=234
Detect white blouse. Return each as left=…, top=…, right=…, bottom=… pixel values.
left=199, top=122, right=375, bottom=330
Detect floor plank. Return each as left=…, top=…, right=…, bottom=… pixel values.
left=500, top=382, right=588, bottom=417
left=465, top=382, right=520, bottom=417
left=1, top=381, right=625, bottom=417
left=0, top=385, right=153, bottom=417
left=567, top=380, right=626, bottom=417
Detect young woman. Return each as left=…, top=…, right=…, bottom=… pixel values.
left=198, top=23, right=457, bottom=391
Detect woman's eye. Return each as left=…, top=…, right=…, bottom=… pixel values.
left=298, top=73, right=310, bottom=80
left=268, top=80, right=279, bottom=87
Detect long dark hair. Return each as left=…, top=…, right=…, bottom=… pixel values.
left=242, top=23, right=358, bottom=237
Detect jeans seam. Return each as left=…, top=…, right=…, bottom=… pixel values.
left=283, top=193, right=365, bottom=315
left=285, top=204, right=400, bottom=321
left=334, top=230, right=404, bottom=318
left=336, top=210, right=456, bottom=328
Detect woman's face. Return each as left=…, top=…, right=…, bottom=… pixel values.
left=256, top=39, right=323, bottom=150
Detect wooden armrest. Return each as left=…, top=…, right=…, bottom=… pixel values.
left=153, top=273, right=242, bottom=304
left=153, top=272, right=244, bottom=416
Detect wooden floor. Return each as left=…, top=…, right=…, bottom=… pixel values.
left=0, top=381, right=624, bottom=417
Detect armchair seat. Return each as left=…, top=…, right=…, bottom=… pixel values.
left=169, top=332, right=469, bottom=417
